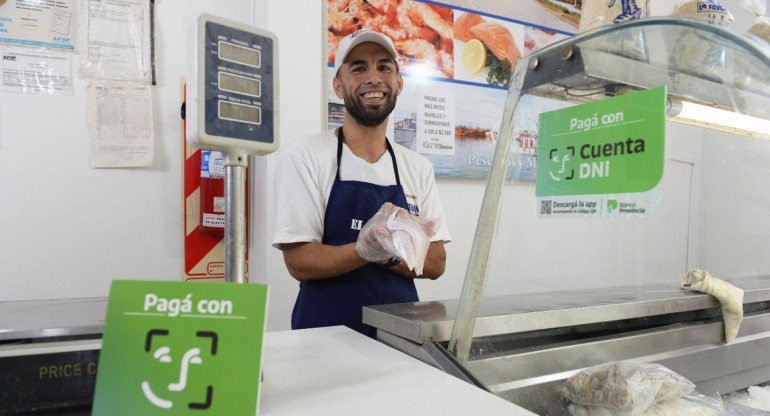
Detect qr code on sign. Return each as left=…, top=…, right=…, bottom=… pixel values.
left=541, top=200, right=552, bottom=215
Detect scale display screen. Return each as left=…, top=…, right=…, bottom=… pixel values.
left=220, top=101, right=261, bottom=125
left=219, top=72, right=261, bottom=97
left=219, top=41, right=261, bottom=68
left=188, top=14, right=277, bottom=154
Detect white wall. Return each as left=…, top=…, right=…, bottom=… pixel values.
left=0, top=0, right=263, bottom=300
left=261, top=0, right=325, bottom=331
left=699, top=130, right=770, bottom=277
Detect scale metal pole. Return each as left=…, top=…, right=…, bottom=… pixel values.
left=224, top=151, right=249, bottom=283
left=188, top=15, right=278, bottom=283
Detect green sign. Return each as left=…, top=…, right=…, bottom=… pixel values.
left=537, top=87, right=665, bottom=197
left=92, top=280, right=268, bottom=415
left=535, top=87, right=666, bottom=218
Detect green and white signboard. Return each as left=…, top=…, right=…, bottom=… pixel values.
left=536, top=86, right=666, bottom=218
left=92, top=280, right=268, bottom=415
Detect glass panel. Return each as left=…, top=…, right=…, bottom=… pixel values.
left=447, top=17, right=770, bottom=415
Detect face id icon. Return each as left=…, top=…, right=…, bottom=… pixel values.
left=548, top=146, right=576, bottom=181
left=140, top=329, right=218, bottom=410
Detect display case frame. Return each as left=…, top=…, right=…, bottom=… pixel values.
left=364, top=16, right=770, bottom=415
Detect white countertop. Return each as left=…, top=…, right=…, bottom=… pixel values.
left=259, top=326, right=536, bottom=415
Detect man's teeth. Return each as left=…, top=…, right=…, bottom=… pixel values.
left=364, top=92, right=384, bottom=99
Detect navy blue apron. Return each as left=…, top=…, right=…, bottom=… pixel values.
left=291, top=128, right=418, bottom=338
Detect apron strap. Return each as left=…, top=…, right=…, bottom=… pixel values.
left=335, top=127, right=401, bottom=186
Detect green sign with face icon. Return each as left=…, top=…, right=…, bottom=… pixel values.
left=536, top=86, right=665, bottom=197
left=535, top=87, right=666, bottom=218
left=92, top=280, right=268, bottom=415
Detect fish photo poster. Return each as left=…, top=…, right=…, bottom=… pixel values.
left=325, top=0, right=578, bottom=179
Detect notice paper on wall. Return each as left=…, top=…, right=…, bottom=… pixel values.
left=81, top=0, right=151, bottom=81
left=0, top=48, right=73, bottom=95
left=86, top=81, right=154, bottom=168
left=0, top=0, right=76, bottom=51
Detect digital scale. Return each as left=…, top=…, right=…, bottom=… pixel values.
left=187, top=14, right=279, bottom=283
left=187, top=13, right=278, bottom=155
left=0, top=15, right=278, bottom=414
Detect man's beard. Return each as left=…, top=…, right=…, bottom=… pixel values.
left=343, top=89, right=397, bottom=127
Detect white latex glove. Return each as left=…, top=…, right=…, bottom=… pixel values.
left=355, top=202, right=401, bottom=263
left=681, top=269, right=744, bottom=342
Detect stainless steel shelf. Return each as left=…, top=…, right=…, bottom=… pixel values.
left=0, top=298, right=106, bottom=341
left=364, top=275, right=770, bottom=344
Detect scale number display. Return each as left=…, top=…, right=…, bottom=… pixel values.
left=188, top=14, right=278, bottom=154
left=218, top=72, right=261, bottom=98
left=219, top=41, right=261, bottom=68
left=219, top=101, right=261, bottom=125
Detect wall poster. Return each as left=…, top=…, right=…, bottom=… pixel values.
left=325, top=0, right=580, bottom=179
left=0, top=0, right=76, bottom=51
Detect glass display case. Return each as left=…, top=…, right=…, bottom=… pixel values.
left=364, top=17, right=770, bottom=415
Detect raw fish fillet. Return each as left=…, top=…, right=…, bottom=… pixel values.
left=386, top=209, right=430, bottom=276
left=454, top=12, right=486, bottom=42
left=470, top=22, right=521, bottom=68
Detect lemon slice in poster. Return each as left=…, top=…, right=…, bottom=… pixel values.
left=462, top=39, right=487, bottom=75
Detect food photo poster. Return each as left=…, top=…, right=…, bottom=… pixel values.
left=325, top=0, right=580, bottom=179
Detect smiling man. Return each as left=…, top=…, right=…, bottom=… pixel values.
left=271, top=29, right=451, bottom=338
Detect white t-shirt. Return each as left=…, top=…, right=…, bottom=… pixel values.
left=271, top=129, right=451, bottom=248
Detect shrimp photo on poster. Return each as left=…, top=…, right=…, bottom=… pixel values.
left=327, top=0, right=455, bottom=79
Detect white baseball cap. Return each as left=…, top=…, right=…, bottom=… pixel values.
left=334, top=29, right=400, bottom=73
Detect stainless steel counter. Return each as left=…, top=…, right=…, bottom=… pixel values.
left=363, top=276, right=770, bottom=415
left=364, top=275, right=770, bottom=344
left=0, top=298, right=106, bottom=342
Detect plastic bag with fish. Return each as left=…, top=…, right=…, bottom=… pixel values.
left=355, top=202, right=439, bottom=276
left=386, top=205, right=439, bottom=276
left=579, top=0, right=649, bottom=62
left=558, top=361, right=697, bottom=415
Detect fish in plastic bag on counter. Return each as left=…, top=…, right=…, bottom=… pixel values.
left=568, top=395, right=724, bottom=416
left=558, top=361, right=724, bottom=416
